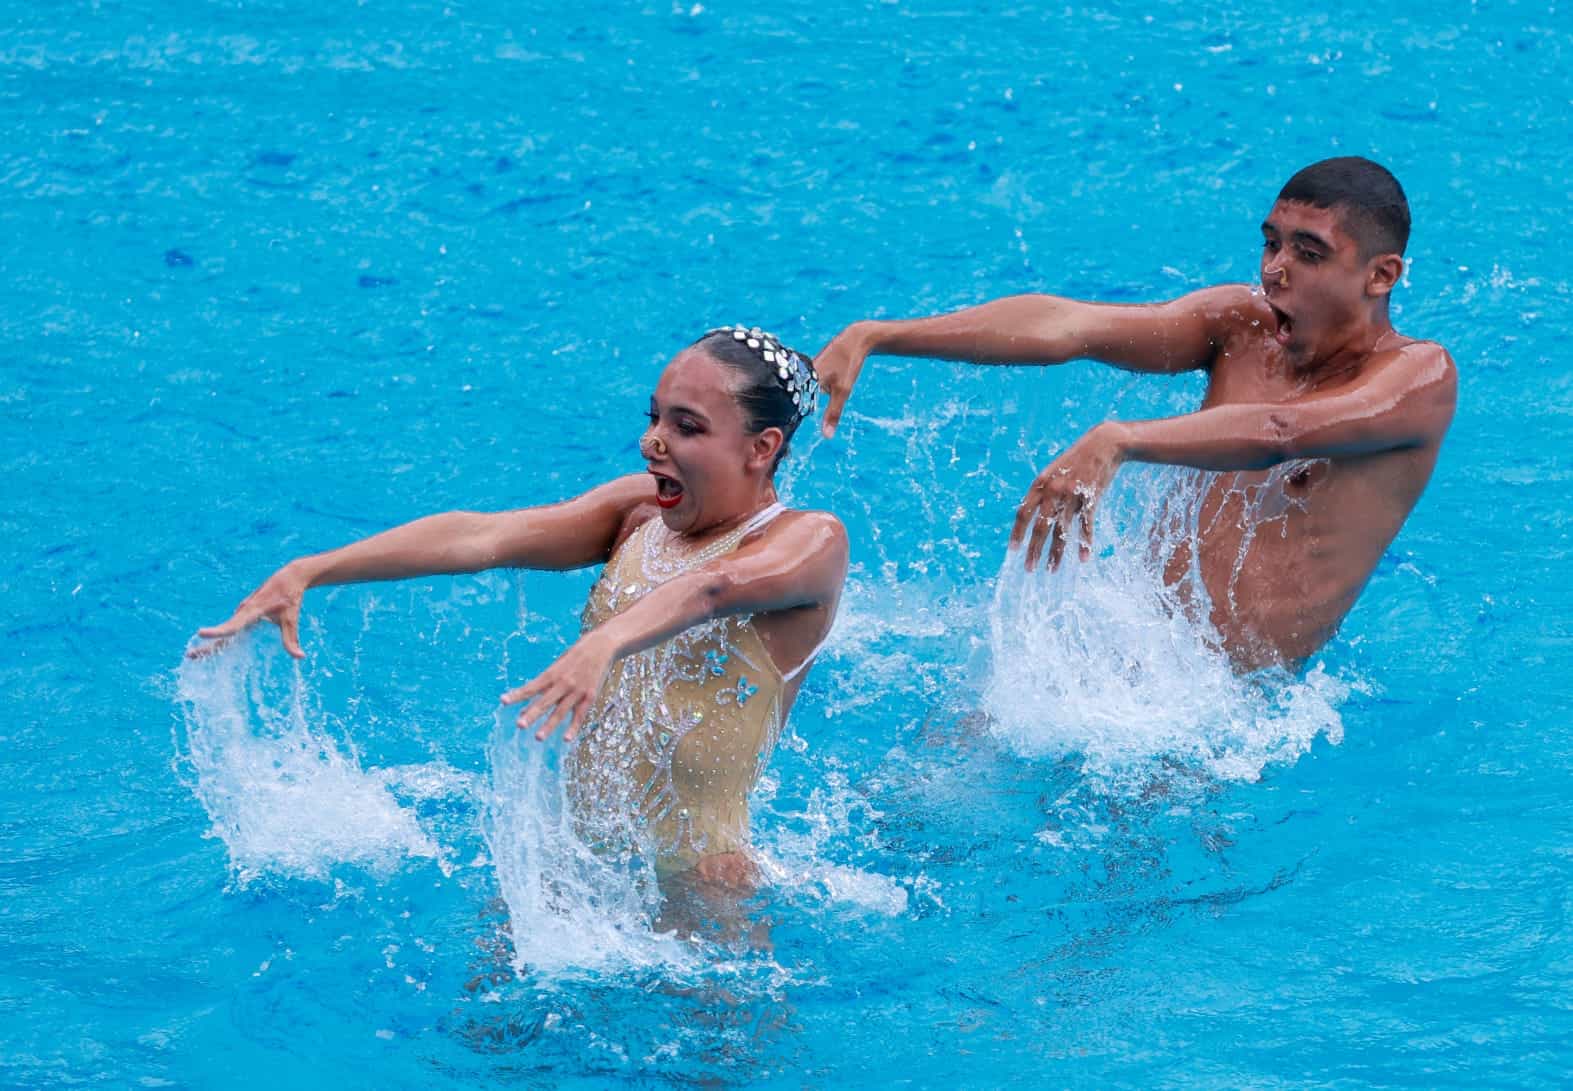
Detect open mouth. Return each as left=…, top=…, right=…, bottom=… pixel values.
left=1267, top=302, right=1294, bottom=345
left=650, top=470, right=685, bottom=510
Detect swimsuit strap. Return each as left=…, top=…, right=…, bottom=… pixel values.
left=741, top=501, right=787, bottom=535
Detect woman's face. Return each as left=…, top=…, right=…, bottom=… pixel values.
left=642, top=348, right=776, bottom=534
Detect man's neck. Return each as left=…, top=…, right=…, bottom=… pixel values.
left=1293, top=312, right=1397, bottom=387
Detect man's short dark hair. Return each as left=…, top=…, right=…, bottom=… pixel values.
left=1277, top=157, right=1410, bottom=257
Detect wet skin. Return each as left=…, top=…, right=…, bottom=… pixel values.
left=813, top=199, right=1457, bottom=669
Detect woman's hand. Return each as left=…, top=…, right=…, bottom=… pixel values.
left=500, top=631, right=617, bottom=742
left=1010, top=422, right=1129, bottom=571
left=190, top=561, right=314, bottom=658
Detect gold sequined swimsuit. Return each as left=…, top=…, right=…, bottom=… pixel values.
left=564, top=504, right=800, bottom=875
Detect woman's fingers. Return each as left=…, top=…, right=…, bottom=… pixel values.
left=499, top=674, right=548, bottom=706
left=535, top=694, right=582, bottom=742
left=193, top=606, right=307, bottom=658
left=562, top=699, right=594, bottom=744
left=502, top=666, right=557, bottom=721
left=510, top=689, right=548, bottom=730
left=189, top=606, right=260, bottom=658
left=195, top=606, right=255, bottom=640
left=504, top=674, right=589, bottom=742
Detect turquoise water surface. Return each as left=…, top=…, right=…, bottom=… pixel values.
left=6, top=2, right=1572, bottom=1087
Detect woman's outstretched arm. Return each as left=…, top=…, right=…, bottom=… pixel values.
left=191, top=474, right=654, bottom=657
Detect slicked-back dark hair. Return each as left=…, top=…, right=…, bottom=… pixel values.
left=1277, top=157, right=1410, bottom=257
left=690, top=330, right=809, bottom=470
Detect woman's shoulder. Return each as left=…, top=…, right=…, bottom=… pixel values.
left=599, top=474, right=662, bottom=553
left=775, top=507, right=844, bottom=531
left=760, top=508, right=848, bottom=554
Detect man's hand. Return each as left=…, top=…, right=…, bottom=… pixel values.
left=813, top=323, right=877, bottom=438
left=191, top=561, right=313, bottom=658
left=500, top=631, right=617, bottom=743
left=1010, top=423, right=1128, bottom=571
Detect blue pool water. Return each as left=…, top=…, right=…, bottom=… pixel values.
left=5, top=2, right=1572, bottom=1086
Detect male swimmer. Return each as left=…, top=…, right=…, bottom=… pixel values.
left=814, top=157, right=1455, bottom=670
left=193, top=328, right=848, bottom=891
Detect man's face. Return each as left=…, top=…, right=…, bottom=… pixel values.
left=1259, top=199, right=1386, bottom=361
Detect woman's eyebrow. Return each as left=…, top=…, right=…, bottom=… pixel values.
left=666, top=403, right=709, bottom=423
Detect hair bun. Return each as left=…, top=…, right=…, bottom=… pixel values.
left=708, top=325, right=818, bottom=425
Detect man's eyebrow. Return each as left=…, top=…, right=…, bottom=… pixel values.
left=1290, top=229, right=1332, bottom=251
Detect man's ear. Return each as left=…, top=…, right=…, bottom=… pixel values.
left=748, top=427, right=786, bottom=472
left=1367, top=253, right=1404, bottom=299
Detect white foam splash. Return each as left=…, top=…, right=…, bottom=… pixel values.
left=174, top=636, right=452, bottom=885
left=483, top=714, right=697, bottom=976
left=753, top=770, right=915, bottom=917
left=981, top=505, right=1346, bottom=791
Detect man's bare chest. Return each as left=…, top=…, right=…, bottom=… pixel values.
left=1201, top=345, right=1308, bottom=408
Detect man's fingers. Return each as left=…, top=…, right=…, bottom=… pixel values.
left=1048, top=488, right=1088, bottom=570
left=1024, top=507, right=1055, bottom=571
left=1047, top=510, right=1070, bottom=571
left=281, top=611, right=305, bottom=659
left=820, top=386, right=849, bottom=439
left=1010, top=486, right=1044, bottom=550
left=1077, top=495, right=1098, bottom=561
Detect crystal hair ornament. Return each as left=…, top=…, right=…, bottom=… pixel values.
left=709, top=325, right=819, bottom=426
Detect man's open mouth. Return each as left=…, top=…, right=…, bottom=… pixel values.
left=650, top=471, right=685, bottom=509
left=1268, top=302, right=1294, bottom=345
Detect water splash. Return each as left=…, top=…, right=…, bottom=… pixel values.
left=482, top=712, right=697, bottom=977
left=980, top=474, right=1347, bottom=794
left=174, top=635, right=701, bottom=976
left=174, top=635, right=454, bottom=885
left=172, top=625, right=901, bottom=980
left=753, top=767, right=917, bottom=917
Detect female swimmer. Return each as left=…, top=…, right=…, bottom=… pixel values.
left=192, top=327, right=847, bottom=890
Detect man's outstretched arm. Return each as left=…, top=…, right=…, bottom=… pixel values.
left=813, top=285, right=1256, bottom=436
left=1013, top=344, right=1457, bottom=569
